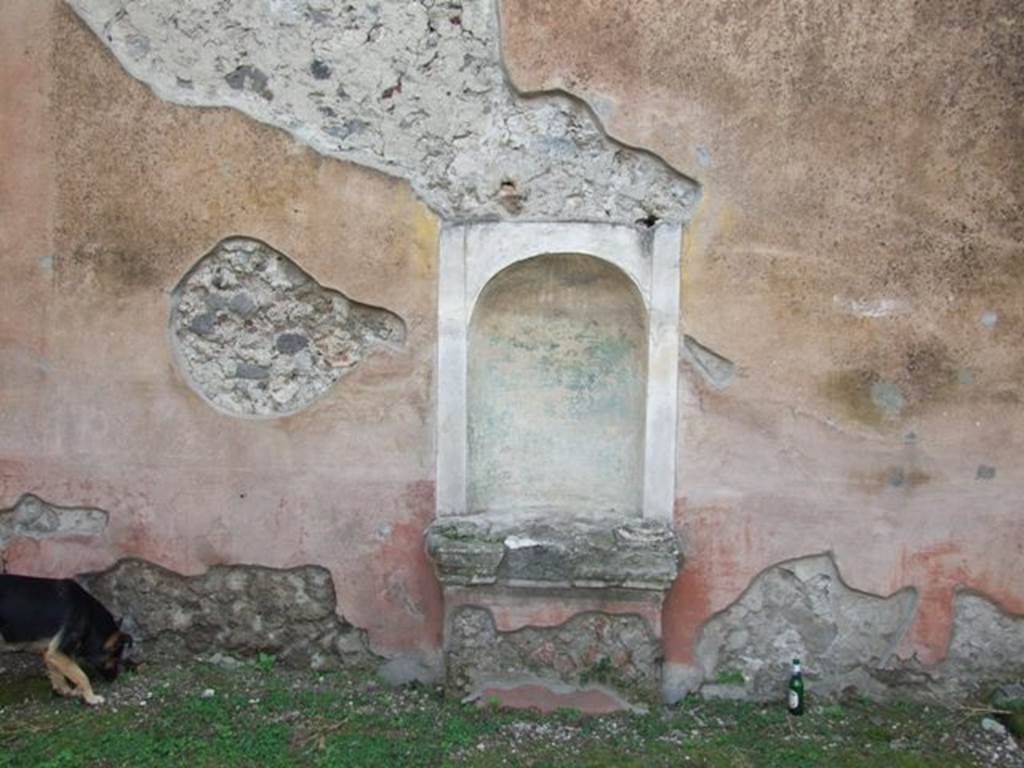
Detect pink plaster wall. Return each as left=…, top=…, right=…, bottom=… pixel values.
left=1, top=0, right=1021, bottom=676
left=500, top=0, right=1024, bottom=667
left=0, top=1, right=442, bottom=657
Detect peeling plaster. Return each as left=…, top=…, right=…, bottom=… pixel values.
left=0, top=494, right=109, bottom=557
left=665, top=554, right=1024, bottom=703
left=695, top=554, right=917, bottom=701
left=66, top=0, right=698, bottom=223
left=681, top=335, right=735, bottom=390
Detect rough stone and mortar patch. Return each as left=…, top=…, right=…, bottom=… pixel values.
left=695, top=555, right=916, bottom=701
left=446, top=606, right=661, bottom=706
left=81, top=559, right=374, bottom=671
left=0, top=494, right=109, bottom=552
left=875, top=592, right=1024, bottom=700
left=66, top=0, right=698, bottom=223
left=693, top=556, right=1024, bottom=703
left=170, top=237, right=404, bottom=417
left=936, top=592, right=1024, bottom=697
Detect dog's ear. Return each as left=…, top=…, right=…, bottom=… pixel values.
left=116, top=616, right=123, bottom=629
left=103, top=630, right=133, bottom=653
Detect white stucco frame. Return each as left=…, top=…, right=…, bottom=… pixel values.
left=435, top=221, right=682, bottom=524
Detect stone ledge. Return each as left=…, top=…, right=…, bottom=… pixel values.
left=425, top=514, right=680, bottom=590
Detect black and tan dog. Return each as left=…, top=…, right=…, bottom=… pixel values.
left=0, top=574, right=132, bottom=706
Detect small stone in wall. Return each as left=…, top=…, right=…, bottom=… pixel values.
left=681, top=335, right=735, bottom=390
left=170, top=237, right=405, bottom=417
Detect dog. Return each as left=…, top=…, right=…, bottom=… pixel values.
left=0, top=574, right=132, bottom=706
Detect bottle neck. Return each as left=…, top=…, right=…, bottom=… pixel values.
left=792, top=663, right=801, bottom=676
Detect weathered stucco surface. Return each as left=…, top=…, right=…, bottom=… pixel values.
left=65, top=0, right=698, bottom=224
left=0, top=494, right=109, bottom=553
left=468, top=254, right=647, bottom=518
left=500, top=0, right=1024, bottom=694
left=0, top=1, right=442, bottom=665
left=1, top=0, right=1021, bottom=702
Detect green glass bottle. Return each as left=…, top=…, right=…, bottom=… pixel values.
left=788, top=658, right=805, bottom=715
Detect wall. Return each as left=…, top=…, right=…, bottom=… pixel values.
left=0, top=1, right=442, bottom=663
left=500, top=0, right=1024, bottom=689
left=1, top=0, right=1021, bottom=696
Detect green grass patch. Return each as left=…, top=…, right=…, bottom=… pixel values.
left=0, top=661, right=1001, bottom=767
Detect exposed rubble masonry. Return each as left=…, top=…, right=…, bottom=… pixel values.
left=66, top=0, right=698, bottom=224
left=448, top=607, right=662, bottom=711
left=82, top=559, right=375, bottom=671
left=170, top=236, right=405, bottom=418
left=677, top=553, right=1024, bottom=703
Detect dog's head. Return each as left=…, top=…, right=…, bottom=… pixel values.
left=86, top=627, right=133, bottom=681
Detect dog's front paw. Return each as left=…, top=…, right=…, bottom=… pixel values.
left=83, top=693, right=105, bottom=706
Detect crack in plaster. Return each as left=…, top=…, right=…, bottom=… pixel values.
left=65, top=0, right=698, bottom=223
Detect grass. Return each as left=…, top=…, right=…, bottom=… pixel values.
left=0, top=660, right=1005, bottom=767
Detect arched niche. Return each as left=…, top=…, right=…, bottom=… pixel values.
left=436, top=221, right=682, bottom=524
left=467, top=253, right=647, bottom=519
